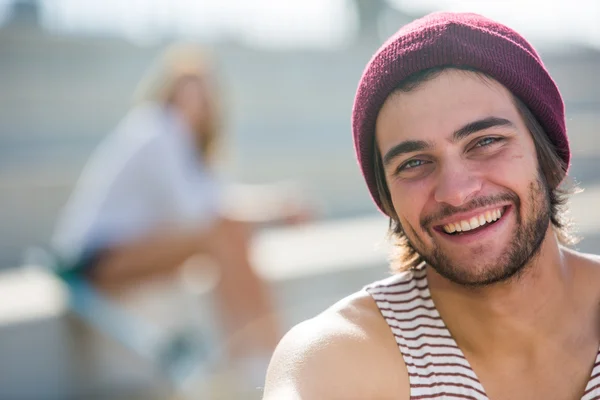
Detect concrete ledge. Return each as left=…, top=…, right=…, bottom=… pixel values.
left=253, top=214, right=390, bottom=281
left=0, top=214, right=390, bottom=326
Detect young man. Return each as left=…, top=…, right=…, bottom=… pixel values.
left=264, top=12, right=600, bottom=400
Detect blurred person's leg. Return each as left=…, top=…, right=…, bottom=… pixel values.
left=209, top=219, right=280, bottom=358
left=88, top=217, right=280, bottom=364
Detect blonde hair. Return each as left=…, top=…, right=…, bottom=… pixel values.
left=134, top=43, right=221, bottom=163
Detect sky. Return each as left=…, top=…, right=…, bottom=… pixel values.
left=391, top=0, right=600, bottom=49
left=0, top=0, right=598, bottom=49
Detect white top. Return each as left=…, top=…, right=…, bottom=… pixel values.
left=52, top=103, right=223, bottom=265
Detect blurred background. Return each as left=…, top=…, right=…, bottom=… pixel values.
left=0, top=0, right=598, bottom=399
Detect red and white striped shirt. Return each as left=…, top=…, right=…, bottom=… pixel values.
left=365, top=266, right=600, bottom=399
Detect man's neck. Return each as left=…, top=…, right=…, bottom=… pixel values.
left=427, top=230, right=583, bottom=358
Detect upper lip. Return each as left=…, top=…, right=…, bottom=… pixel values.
left=432, top=204, right=511, bottom=228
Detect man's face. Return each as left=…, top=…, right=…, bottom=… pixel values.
left=375, top=69, right=551, bottom=286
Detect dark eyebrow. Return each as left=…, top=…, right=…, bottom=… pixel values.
left=382, top=140, right=432, bottom=167
left=382, top=117, right=514, bottom=168
left=452, top=117, right=514, bottom=142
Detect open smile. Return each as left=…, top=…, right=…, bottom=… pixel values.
left=433, top=205, right=512, bottom=240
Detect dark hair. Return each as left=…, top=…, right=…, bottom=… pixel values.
left=373, top=66, right=579, bottom=273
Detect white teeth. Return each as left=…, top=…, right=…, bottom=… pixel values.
left=442, top=207, right=504, bottom=234
left=478, top=214, right=486, bottom=226
left=443, top=224, right=456, bottom=233
left=469, top=217, right=480, bottom=229
left=490, top=210, right=498, bottom=221
left=485, top=211, right=492, bottom=223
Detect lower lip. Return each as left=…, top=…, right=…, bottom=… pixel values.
left=435, top=206, right=512, bottom=245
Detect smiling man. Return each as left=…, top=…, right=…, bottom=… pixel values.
left=263, top=12, right=600, bottom=400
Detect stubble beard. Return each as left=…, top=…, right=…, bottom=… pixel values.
left=406, top=175, right=552, bottom=287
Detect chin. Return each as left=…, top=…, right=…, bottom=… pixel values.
left=426, top=248, right=529, bottom=287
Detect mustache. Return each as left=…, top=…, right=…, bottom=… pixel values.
left=421, top=192, right=519, bottom=229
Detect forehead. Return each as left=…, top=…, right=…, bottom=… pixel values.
left=375, top=69, right=521, bottom=147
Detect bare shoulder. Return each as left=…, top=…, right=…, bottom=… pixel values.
left=263, top=289, right=409, bottom=399
left=582, top=252, right=600, bottom=265
left=566, top=248, right=600, bottom=302
left=568, top=248, right=600, bottom=275
left=573, top=247, right=600, bottom=261
left=579, top=251, right=600, bottom=288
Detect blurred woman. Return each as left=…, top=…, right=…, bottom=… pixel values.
left=52, top=44, right=305, bottom=379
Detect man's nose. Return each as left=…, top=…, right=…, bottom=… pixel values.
left=433, top=162, right=482, bottom=207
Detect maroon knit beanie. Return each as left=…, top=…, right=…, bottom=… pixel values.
left=352, top=12, right=569, bottom=215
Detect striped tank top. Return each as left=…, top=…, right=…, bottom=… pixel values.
left=365, top=266, right=600, bottom=399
